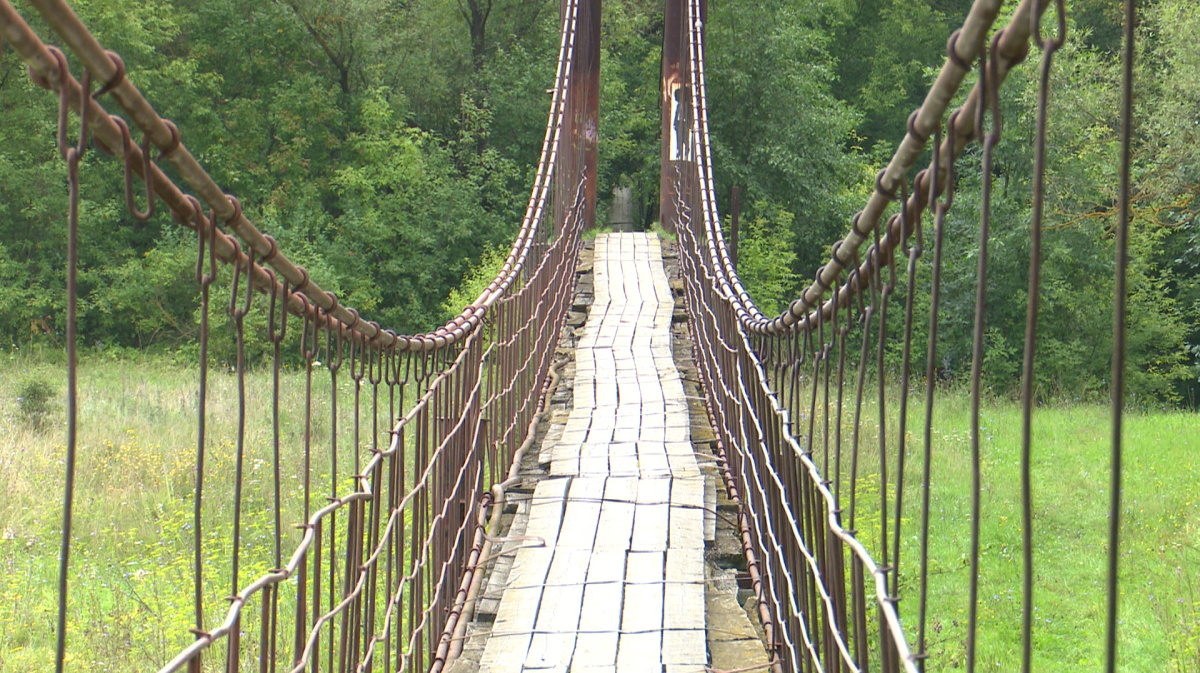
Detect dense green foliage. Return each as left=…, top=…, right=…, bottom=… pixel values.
left=709, top=0, right=1200, bottom=405
left=1, top=0, right=1197, bottom=402
left=904, top=0, right=1200, bottom=404
left=0, top=0, right=560, bottom=345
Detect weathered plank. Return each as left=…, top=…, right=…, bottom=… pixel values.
left=571, top=549, right=626, bottom=668
left=479, top=234, right=708, bottom=671
left=617, top=551, right=665, bottom=673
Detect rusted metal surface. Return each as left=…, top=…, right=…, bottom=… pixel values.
left=5, top=0, right=594, bottom=671
left=659, top=0, right=684, bottom=236
left=11, top=0, right=1148, bottom=670
left=7, top=0, right=575, bottom=352
left=687, top=0, right=1046, bottom=335
left=667, top=0, right=1142, bottom=667
left=51, top=45, right=87, bottom=673
left=657, top=0, right=1126, bottom=670
left=1106, top=1, right=1136, bottom=671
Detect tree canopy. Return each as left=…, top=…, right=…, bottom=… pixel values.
left=1, top=0, right=1195, bottom=403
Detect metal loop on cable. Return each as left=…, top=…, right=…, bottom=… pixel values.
left=907, top=110, right=928, bottom=144
left=226, top=238, right=243, bottom=316
left=941, top=111, right=961, bottom=211
left=29, top=45, right=64, bottom=91
left=350, top=335, right=365, bottom=383
left=850, top=211, right=869, bottom=240
left=383, top=348, right=397, bottom=386
left=367, top=321, right=384, bottom=346
left=946, top=29, right=972, bottom=71
left=268, top=273, right=290, bottom=345
left=195, top=205, right=217, bottom=289
left=300, top=295, right=319, bottom=361
left=985, top=31, right=1005, bottom=145
left=92, top=51, right=125, bottom=98
left=181, top=194, right=202, bottom=227
left=223, top=195, right=242, bottom=226
left=368, top=344, right=383, bottom=385
left=230, top=246, right=254, bottom=320
left=260, top=235, right=279, bottom=263
left=321, top=306, right=342, bottom=372
left=294, top=267, right=311, bottom=296
left=49, top=47, right=75, bottom=162
left=1034, top=0, right=1068, bottom=49
left=157, top=119, right=181, bottom=160
left=111, top=117, right=156, bottom=221
left=875, top=169, right=898, bottom=202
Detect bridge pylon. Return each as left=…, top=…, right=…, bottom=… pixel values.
left=660, top=0, right=704, bottom=235
left=557, top=0, right=600, bottom=235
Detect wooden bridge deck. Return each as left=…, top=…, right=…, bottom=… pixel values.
left=479, top=233, right=708, bottom=672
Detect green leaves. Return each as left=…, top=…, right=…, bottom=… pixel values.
left=331, top=89, right=506, bottom=333
left=727, top=201, right=801, bottom=317
left=705, top=0, right=866, bottom=277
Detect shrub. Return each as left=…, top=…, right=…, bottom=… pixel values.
left=17, top=379, right=56, bottom=429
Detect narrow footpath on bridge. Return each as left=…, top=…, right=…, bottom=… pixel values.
left=475, top=233, right=711, bottom=672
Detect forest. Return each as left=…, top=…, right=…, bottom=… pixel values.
left=1, top=0, right=1197, bottom=405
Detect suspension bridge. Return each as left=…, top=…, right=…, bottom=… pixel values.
left=0, top=0, right=1157, bottom=671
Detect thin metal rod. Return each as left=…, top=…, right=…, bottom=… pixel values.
left=1105, top=0, right=1135, bottom=670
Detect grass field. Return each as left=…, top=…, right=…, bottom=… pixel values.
left=0, top=349, right=390, bottom=671
left=800, top=382, right=1200, bottom=672
left=1, top=351, right=1198, bottom=671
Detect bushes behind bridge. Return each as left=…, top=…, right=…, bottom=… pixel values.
left=0, top=0, right=1196, bottom=404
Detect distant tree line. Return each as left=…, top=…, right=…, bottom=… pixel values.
left=709, top=0, right=1199, bottom=405
left=0, top=0, right=1195, bottom=403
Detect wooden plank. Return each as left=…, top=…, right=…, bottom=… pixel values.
left=639, top=425, right=666, bottom=442
left=639, top=411, right=665, bottom=429
left=664, top=548, right=706, bottom=632
left=614, top=410, right=640, bottom=430
left=523, top=481, right=605, bottom=666
left=617, top=551, right=664, bottom=673
left=538, top=422, right=565, bottom=466
left=594, top=477, right=637, bottom=551
left=549, top=440, right=581, bottom=477
left=669, top=478, right=706, bottom=549
left=636, top=441, right=670, bottom=478
left=484, top=235, right=719, bottom=671
left=612, top=426, right=640, bottom=443
left=662, top=630, right=708, bottom=666
left=524, top=477, right=570, bottom=545
left=478, top=492, right=532, bottom=619
left=479, top=547, right=554, bottom=673
left=578, top=441, right=611, bottom=476
left=571, top=549, right=626, bottom=668
left=524, top=547, right=591, bottom=669
left=630, top=478, right=670, bottom=551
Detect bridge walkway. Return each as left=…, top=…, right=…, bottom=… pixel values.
left=478, top=233, right=708, bottom=672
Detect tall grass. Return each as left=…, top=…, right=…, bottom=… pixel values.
left=785, top=373, right=1200, bottom=671
left=0, top=349, right=393, bottom=671
left=3, top=350, right=1197, bottom=671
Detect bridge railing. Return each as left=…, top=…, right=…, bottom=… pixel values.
left=0, top=0, right=593, bottom=670
left=667, top=0, right=1138, bottom=671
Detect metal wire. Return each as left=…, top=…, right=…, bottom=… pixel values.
left=1, top=0, right=591, bottom=670
left=652, top=0, right=1138, bottom=670
left=1107, top=0, right=1137, bottom=670
left=53, top=46, right=87, bottom=673
left=5, top=0, right=1147, bottom=670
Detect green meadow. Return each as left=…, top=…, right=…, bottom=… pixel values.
left=0, top=350, right=399, bottom=671
left=806, top=385, right=1200, bottom=672
left=2, top=350, right=1198, bottom=671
